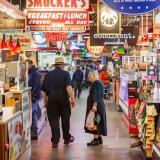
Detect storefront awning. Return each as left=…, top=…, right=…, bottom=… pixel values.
left=0, top=0, right=26, bottom=19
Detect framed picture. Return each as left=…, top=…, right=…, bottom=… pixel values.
left=97, top=1, right=121, bottom=35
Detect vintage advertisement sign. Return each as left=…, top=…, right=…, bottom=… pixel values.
left=97, top=1, right=121, bottom=35
left=103, top=0, right=160, bottom=15
left=8, top=114, right=23, bottom=160
left=0, top=33, right=31, bottom=50
left=90, top=26, right=139, bottom=46
left=27, top=0, right=89, bottom=9
left=27, top=11, right=89, bottom=26
left=29, top=26, right=86, bottom=32
left=0, top=19, right=25, bottom=30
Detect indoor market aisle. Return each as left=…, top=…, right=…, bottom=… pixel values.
left=31, top=90, right=145, bottom=160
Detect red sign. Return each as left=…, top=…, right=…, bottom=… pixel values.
left=44, top=32, right=68, bottom=41
left=27, top=0, right=89, bottom=9
left=27, top=11, right=89, bottom=27
left=30, top=26, right=86, bottom=32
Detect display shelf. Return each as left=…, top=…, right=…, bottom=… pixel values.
left=119, top=97, right=128, bottom=115
left=9, top=87, right=32, bottom=94
left=0, top=111, right=21, bottom=124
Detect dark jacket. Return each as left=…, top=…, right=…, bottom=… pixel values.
left=72, top=70, right=83, bottom=82
left=28, top=66, right=42, bottom=99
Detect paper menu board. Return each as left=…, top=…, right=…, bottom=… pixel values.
left=7, top=62, right=18, bottom=78
left=0, top=63, right=6, bottom=82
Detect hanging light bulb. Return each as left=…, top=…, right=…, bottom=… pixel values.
left=8, top=35, right=14, bottom=51
left=1, top=33, right=8, bottom=50
left=15, top=38, right=22, bottom=53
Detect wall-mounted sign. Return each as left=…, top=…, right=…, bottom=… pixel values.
left=0, top=19, right=25, bottom=30
left=97, top=1, right=121, bottom=35
left=1, top=50, right=18, bottom=62
left=102, top=0, right=160, bottom=15
left=86, top=38, right=104, bottom=58
left=30, top=26, right=86, bottom=32
left=90, top=26, right=139, bottom=46
left=27, top=11, right=89, bottom=27
left=154, top=12, right=160, bottom=34
left=27, top=0, right=89, bottom=9
left=0, top=33, right=31, bottom=50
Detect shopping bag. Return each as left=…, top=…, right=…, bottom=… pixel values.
left=85, top=110, right=97, bottom=131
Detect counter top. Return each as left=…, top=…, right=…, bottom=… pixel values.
left=10, top=87, right=32, bottom=93
left=0, top=111, right=22, bottom=124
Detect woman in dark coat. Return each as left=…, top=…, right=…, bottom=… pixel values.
left=85, top=70, right=107, bottom=146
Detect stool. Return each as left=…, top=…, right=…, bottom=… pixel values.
left=104, top=85, right=110, bottom=100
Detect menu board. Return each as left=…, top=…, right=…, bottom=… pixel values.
left=7, top=63, right=18, bottom=78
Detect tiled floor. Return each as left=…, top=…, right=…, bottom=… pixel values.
left=31, top=90, right=145, bottom=160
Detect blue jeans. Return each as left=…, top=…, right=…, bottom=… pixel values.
left=31, top=99, right=39, bottom=136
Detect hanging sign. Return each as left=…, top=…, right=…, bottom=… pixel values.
left=27, top=11, right=89, bottom=26
left=27, top=10, right=89, bottom=32
left=102, top=0, right=160, bottom=15
left=97, top=1, right=121, bottom=35
left=27, top=0, right=89, bottom=9
left=0, top=19, right=25, bottom=30
left=86, top=38, right=104, bottom=58
left=0, top=33, right=31, bottom=50
left=44, top=32, right=69, bottom=41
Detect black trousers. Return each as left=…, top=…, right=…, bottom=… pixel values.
left=74, top=81, right=82, bottom=97
left=47, top=91, right=71, bottom=144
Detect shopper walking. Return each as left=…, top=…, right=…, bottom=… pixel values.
left=41, top=57, right=75, bottom=148
left=72, top=65, right=83, bottom=98
left=26, top=59, right=42, bottom=140
left=85, top=70, right=107, bottom=146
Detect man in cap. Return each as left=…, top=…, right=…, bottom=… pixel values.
left=72, top=65, right=83, bottom=98
left=41, top=57, right=75, bottom=148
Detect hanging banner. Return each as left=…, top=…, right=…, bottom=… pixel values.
left=102, top=0, right=160, bottom=15
left=90, top=26, right=139, bottom=46
left=27, top=0, right=89, bottom=9
left=97, top=1, right=121, bottom=35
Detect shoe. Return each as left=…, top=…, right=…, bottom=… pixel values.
left=131, top=141, right=143, bottom=148
left=87, top=139, right=99, bottom=146
left=31, top=136, right=38, bottom=141
left=64, top=136, right=74, bottom=145
left=52, top=143, right=58, bottom=148
left=98, top=137, right=103, bottom=144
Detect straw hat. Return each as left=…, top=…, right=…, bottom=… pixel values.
left=52, top=57, right=68, bottom=66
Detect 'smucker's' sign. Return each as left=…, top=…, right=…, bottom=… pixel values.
left=27, top=0, right=89, bottom=9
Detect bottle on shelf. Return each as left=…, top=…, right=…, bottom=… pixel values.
left=153, top=82, right=159, bottom=101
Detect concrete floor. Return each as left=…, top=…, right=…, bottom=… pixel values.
left=31, top=90, right=145, bottom=160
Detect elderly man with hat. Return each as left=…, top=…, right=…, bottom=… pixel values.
left=41, top=57, right=75, bottom=148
